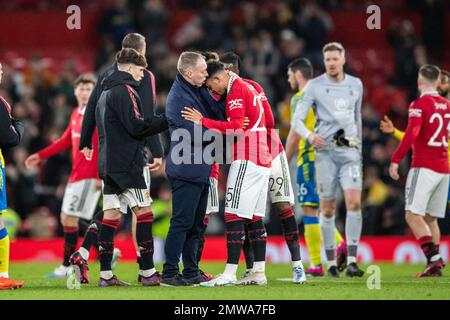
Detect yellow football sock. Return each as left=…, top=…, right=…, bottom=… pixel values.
left=303, top=216, right=322, bottom=266
left=0, top=227, right=10, bottom=277
left=334, top=228, right=344, bottom=246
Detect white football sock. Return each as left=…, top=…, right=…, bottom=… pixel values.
left=142, top=268, right=156, bottom=278
left=223, top=264, right=238, bottom=277
left=78, top=247, right=89, bottom=260
left=292, top=260, right=303, bottom=268
left=100, top=271, right=113, bottom=280
left=252, top=261, right=265, bottom=273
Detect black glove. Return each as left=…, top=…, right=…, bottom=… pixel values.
left=333, top=129, right=349, bottom=147
left=332, top=129, right=358, bottom=148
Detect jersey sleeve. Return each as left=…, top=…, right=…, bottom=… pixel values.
left=113, top=86, right=164, bottom=139
left=291, top=82, right=315, bottom=138
left=201, top=85, right=245, bottom=134
left=392, top=128, right=405, bottom=141
left=37, top=120, right=72, bottom=159
left=391, top=102, right=423, bottom=164
left=355, top=79, right=363, bottom=148
left=79, top=76, right=102, bottom=150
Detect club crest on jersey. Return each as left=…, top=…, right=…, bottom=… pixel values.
left=256, top=92, right=267, bottom=101
left=228, top=98, right=243, bottom=111
left=334, top=98, right=351, bottom=110
left=409, top=108, right=422, bottom=117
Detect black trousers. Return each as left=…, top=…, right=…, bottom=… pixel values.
left=162, top=177, right=209, bottom=279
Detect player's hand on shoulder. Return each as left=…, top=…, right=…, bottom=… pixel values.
left=307, top=133, right=326, bottom=149
left=389, top=162, right=400, bottom=180
left=25, top=153, right=41, bottom=169
left=147, top=157, right=163, bottom=171
left=380, top=115, right=394, bottom=134
left=81, top=147, right=93, bottom=161
left=181, top=107, right=203, bottom=125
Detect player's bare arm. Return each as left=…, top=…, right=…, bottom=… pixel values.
left=182, top=107, right=250, bottom=128
left=285, top=129, right=301, bottom=163
left=24, top=153, right=41, bottom=169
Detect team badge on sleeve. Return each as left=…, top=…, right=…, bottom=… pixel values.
left=409, top=108, right=422, bottom=118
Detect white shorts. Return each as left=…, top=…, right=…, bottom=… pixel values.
left=268, top=151, right=295, bottom=205
left=224, top=160, right=271, bottom=219
left=61, top=179, right=101, bottom=220
left=103, top=167, right=153, bottom=213
left=405, top=167, right=449, bottom=218
left=206, top=177, right=219, bottom=214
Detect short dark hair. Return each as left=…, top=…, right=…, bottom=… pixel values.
left=323, top=42, right=345, bottom=55
left=220, top=52, right=241, bottom=71
left=288, top=58, right=313, bottom=80
left=441, top=70, right=450, bottom=83
left=201, top=51, right=220, bottom=62
left=116, top=48, right=147, bottom=67
left=206, top=61, right=226, bottom=79
left=419, top=64, right=441, bottom=83
left=74, top=73, right=97, bottom=87
left=122, top=33, right=146, bottom=52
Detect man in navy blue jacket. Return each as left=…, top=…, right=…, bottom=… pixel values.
left=162, top=52, right=225, bottom=286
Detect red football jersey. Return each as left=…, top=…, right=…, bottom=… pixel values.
left=242, top=78, right=284, bottom=159
left=391, top=92, right=450, bottom=174
left=201, top=76, right=271, bottom=167
left=38, top=107, right=99, bottom=182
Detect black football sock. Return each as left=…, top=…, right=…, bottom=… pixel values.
left=247, top=218, right=267, bottom=263
left=279, top=207, right=302, bottom=262
left=63, top=226, right=79, bottom=267
left=419, top=236, right=440, bottom=264
left=225, top=213, right=245, bottom=265
left=136, top=212, right=155, bottom=273
left=242, top=226, right=254, bottom=269
left=99, top=218, right=120, bottom=272
left=81, top=210, right=103, bottom=252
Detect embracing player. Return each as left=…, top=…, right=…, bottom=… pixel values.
left=182, top=61, right=272, bottom=286
left=389, top=65, right=450, bottom=277
left=220, top=52, right=306, bottom=283
left=291, top=42, right=365, bottom=277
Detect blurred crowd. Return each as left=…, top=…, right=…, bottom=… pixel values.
left=1, top=0, right=449, bottom=238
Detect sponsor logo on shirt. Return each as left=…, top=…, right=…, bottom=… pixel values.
left=409, top=108, right=422, bottom=118
left=228, top=98, right=243, bottom=111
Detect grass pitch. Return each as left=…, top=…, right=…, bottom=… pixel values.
left=1, top=262, right=450, bottom=300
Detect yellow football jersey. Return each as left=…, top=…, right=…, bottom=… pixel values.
left=291, top=91, right=315, bottom=166
left=0, top=149, right=4, bottom=168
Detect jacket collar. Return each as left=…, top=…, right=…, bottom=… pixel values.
left=177, top=73, right=201, bottom=91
